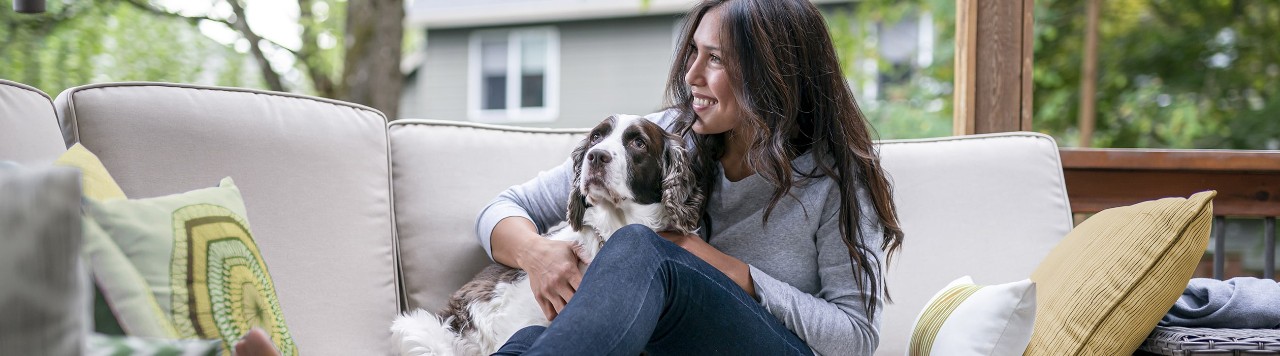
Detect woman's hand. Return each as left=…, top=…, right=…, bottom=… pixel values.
left=516, top=237, right=585, bottom=321
left=657, top=230, right=757, bottom=298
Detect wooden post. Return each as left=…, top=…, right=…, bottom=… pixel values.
left=1079, top=0, right=1100, bottom=147
left=953, top=0, right=1036, bottom=135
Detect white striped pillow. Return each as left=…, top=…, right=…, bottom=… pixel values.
left=907, top=276, right=1037, bottom=356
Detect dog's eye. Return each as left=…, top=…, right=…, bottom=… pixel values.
left=631, top=138, right=646, bottom=150
left=589, top=133, right=602, bottom=143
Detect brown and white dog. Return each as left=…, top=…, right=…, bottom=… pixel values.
left=391, top=114, right=703, bottom=356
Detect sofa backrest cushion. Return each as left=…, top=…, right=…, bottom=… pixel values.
left=0, top=80, right=66, bottom=165
left=55, top=83, right=398, bottom=354
left=388, top=119, right=585, bottom=313
left=875, top=132, right=1072, bottom=355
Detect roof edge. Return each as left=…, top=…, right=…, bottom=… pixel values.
left=410, top=0, right=853, bottom=29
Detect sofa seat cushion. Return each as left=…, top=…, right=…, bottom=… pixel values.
left=1025, top=191, right=1216, bottom=355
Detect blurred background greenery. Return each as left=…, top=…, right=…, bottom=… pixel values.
left=3, top=0, right=1277, bottom=149
left=833, top=0, right=1279, bottom=148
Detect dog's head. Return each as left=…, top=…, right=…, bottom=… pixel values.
left=567, top=114, right=702, bottom=235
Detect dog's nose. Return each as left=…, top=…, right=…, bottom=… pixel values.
left=587, top=149, right=612, bottom=165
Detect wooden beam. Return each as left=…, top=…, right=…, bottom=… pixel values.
left=1061, top=148, right=1280, bottom=216
left=954, top=0, right=1036, bottom=135
left=1078, top=0, right=1100, bottom=147
left=953, top=0, right=978, bottom=135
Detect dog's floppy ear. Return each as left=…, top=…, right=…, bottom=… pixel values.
left=567, top=130, right=593, bottom=231
left=661, top=134, right=703, bottom=235
left=568, top=188, right=587, bottom=231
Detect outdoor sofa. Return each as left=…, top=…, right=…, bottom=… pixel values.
left=5, top=79, right=1200, bottom=355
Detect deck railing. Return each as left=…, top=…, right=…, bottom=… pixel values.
left=1059, top=148, right=1280, bottom=280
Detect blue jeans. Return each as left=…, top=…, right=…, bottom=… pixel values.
left=492, top=225, right=814, bottom=356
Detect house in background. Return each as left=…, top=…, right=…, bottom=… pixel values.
left=400, top=0, right=928, bottom=128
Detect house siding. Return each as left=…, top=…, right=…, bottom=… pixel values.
left=406, top=15, right=683, bottom=128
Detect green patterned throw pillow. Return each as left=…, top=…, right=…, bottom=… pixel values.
left=87, top=332, right=221, bottom=356
left=85, top=177, right=297, bottom=355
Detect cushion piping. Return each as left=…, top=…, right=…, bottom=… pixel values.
left=1, top=79, right=60, bottom=146
left=0, top=79, right=53, bottom=101
left=390, top=118, right=589, bottom=134
left=385, top=121, right=407, bottom=313
left=56, top=81, right=389, bottom=147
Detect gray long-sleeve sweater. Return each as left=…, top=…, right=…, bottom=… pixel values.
left=474, top=110, right=884, bottom=355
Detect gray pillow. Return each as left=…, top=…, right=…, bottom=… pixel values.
left=0, top=163, right=88, bottom=355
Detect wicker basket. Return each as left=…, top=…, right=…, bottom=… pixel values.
left=1139, top=326, right=1280, bottom=355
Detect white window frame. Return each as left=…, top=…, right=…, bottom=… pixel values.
left=467, top=27, right=560, bottom=123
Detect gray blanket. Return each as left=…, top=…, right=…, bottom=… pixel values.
left=1161, top=277, right=1280, bottom=328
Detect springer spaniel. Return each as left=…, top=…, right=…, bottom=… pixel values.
left=391, top=114, right=703, bottom=356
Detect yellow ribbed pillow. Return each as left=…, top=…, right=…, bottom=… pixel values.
left=1025, top=191, right=1215, bottom=355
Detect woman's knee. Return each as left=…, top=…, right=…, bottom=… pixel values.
left=600, top=224, right=676, bottom=260
left=492, top=325, right=545, bottom=356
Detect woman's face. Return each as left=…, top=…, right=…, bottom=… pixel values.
left=684, top=6, right=742, bottom=136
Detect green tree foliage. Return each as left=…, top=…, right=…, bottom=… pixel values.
left=3, top=0, right=403, bottom=119
left=1035, top=0, right=1280, bottom=149
left=835, top=0, right=1279, bottom=149
left=824, top=0, right=955, bottom=140
left=0, top=0, right=255, bottom=96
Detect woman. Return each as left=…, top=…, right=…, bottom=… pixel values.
left=481, top=0, right=903, bottom=354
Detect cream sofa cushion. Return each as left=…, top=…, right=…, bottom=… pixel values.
left=388, top=119, right=585, bottom=313
left=55, top=83, right=398, bottom=354
left=876, top=133, right=1072, bottom=355
left=0, top=80, right=66, bottom=165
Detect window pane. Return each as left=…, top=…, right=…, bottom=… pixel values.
left=519, top=33, right=547, bottom=108
left=484, top=76, right=506, bottom=110
left=522, top=74, right=544, bottom=108
left=481, top=36, right=507, bottom=110
left=481, top=37, right=508, bottom=74
left=520, top=34, right=547, bottom=74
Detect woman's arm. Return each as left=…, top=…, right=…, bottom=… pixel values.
left=475, top=158, right=584, bottom=320
left=750, top=181, right=885, bottom=356
left=490, top=217, right=584, bottom=320
left=475, top=157, right=574, bottom=261
left=657, top=231, right=756, bottom=297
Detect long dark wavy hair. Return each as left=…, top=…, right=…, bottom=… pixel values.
left=665, top=0, right=905, bottom=318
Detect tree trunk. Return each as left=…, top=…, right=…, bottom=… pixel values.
left=342, top=0, right=404, bottom=120
left=229, top=0, right=286, bottom=92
